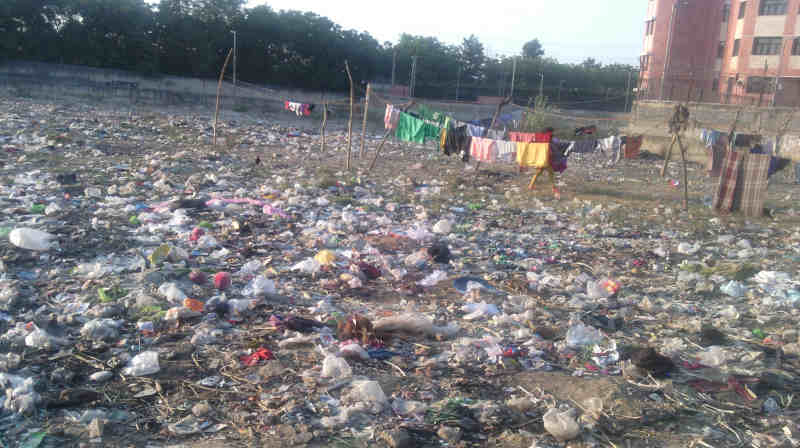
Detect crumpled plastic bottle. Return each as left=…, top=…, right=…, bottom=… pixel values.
left=123, top=351, right=160, bottom=376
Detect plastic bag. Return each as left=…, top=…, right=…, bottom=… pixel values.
left=418, top=270, right=448, bottom=287
left=242, top=275, right=276, bottom=297
left=123, top=351, right=160, bottom=376
left=292, top=258, right=321, bottom=274
left=461, top=302, right=500, bottom=320
left=566, top=323, right=604, bottom=348
left=543, top=408, right=580, bottom=441
left=158, top=282, right=187, bottom=303
left=321, top=354, right=352, bottom=379
left=9, top=228, right=56, bottom=251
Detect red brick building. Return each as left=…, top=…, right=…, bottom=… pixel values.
left=640, top=0, right=800, bottom=106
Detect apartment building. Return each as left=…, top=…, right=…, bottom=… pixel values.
left=639, top=0, right=800, bottom=107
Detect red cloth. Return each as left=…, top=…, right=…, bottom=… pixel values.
left=240, top=347, right=274, bottom=366
left=509, top=132, right=552, bottom=143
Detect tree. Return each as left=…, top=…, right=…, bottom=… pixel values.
left=580, top=57, right=602, bottom=70
left=522, top=39, right=544, bottom=59
left=459, top=34, right=486, bottom=83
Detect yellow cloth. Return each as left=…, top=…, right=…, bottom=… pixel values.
left=439, top=117, right=450, bottom=152
left=516, top=142, right=550, bottom=168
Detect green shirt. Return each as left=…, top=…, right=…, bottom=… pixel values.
left=395, top=112, right=441, bottom=144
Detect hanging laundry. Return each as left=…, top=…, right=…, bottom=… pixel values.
left=442, top=122, right=471, bottom=161
left=732, top=133, right=760, bottom=148
left=509, top=132, right=553, bottom=143
left=708, top=135, right=728, bottom=177
left=565, top=139, right=597, bottom=155
left=516, top=142, right=550, bottom=168
left=574, top=125, right=597, bottom=136
left=623, top=135, right=643, bottom=159
left=550, top=144, right=568, bottom=173
left=486, top=129, right=507, bottom=140
left=470, top=137, right=498, bottom=162
left=415, top=105, right=447, bottom=127
left=712, top=150, right=742, bottom=213
left=467, top=124, right=486, bottom=137
left=395, top=112, right=441, bottom=144
left=439, top=117, right=450, bottom=152
left=384, top=104, right=400, bottom=130
left=496, top=140, right=517, bottom=163
left=599, top=135, right=621, bottom=164
left=733, top=153, right=770, bottom=217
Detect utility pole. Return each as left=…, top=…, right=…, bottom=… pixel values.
left=558, top=80, right=565, bottom=103
left=410, top=56, right=418, bottom=98
left=391, top=50, right=397, bottom=86
left=456, top=65, right=461, bottom=101
left=231, top=30, right=237, bottom=101
left=624, top=70, right=633, bottom=112
left=510, top=57, right=518, bottom=98
left=538, top=72, right=544, bottom=99
left=659, top=1, right=679, bottom=101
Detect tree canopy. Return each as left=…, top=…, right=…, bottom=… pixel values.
left=1, top=0, right=637, bottom=109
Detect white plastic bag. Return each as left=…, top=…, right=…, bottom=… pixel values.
left=123, top=351, right=160, bottom=376
left=543, top=408, right=580, bottom=441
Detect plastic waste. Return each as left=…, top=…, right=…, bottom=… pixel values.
left=158, top=282, right=187, bottom=303
left=543, top=408, right=581, bottom=441
left=321, top=354, right=352, bottom=379
left=720, top=280, right=746, bottom=297
left=123, top=351, right=160, bottom=376
left=242, top=275, right=276, bottom=297
left=461, top=302, right=500, bottom=320
left=432, top=219, right=452, bottom=234
left=9, top=228, right=56, bottom=251
left=566, top=323, right=604, bottom=348
left=314, top=250, right=336, bottom=266
left=696, top=346, right=727, bottom=367
left=418, top=270, right=448, bottom=287
left=292, top=258, right=321, bottom=274
left=347, top=380, right=388, bottom=407
left=373, top=313, right=460, bottom=338
left=81, top=319, right=121, bottom=341
left=339, top=343, right=370, bottom=361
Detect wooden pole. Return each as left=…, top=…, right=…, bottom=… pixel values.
left=213, top=48, right=233, bottom=146
left=345, top=60, right=354, bottom=170
left=319, top=100, right=328, bottom=152
left=359, top=83, right=371, bottom=158
left=660, top=134, right=676, bottom=177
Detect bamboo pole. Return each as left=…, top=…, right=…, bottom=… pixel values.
left=213, top=48, right=233, bottom=146
left=359, top=83, right=371, bottom=158
left=660, top=134, right=676, bottom=177
left=319, top=100, right=328, bottom=152
left=344, top=60, right=354, bottom=170
left=677, top=134, right=689, bottom=211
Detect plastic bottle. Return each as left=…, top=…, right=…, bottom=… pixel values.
left=9, top=228, right=56, bottom=251
left=123, top=351, right=160, bottom=376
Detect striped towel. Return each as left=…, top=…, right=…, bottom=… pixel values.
left=713, top=150, right=742, bottom=213
left=733, top=153, right=770, bottom=217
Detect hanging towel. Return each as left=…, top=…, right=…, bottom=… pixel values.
left=733, top=153, right=770, bottom=217
left=708, top=135, right=728, bottom=177
left=395, top=112, right=440, bottom=144
left=496, top=140, right=517, bottom=163
left=469, top=137, right=498, bottom=162
left=486, top=129, right=507, bottom=140
left=712, top=150, right=742, bottom=213
left=733, top=133, right=759, bottom=148
left=566, top=139, right=596, bottom=155
left=516, top=142, right=550, bottom=168
left=439, top=117, right=450, bottom=152
left=384, top=104, right=400, bottom=130
left=599, top=136, right=621, bottom=164
left=623, top=135, right=643, bottom=159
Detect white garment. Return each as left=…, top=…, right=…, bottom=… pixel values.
left=599, top=136, right=621, bottom=164
left=288, top=102, right=304, bottom=116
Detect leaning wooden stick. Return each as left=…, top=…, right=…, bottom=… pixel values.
left=344, top=60, right=354, bottom=170
left=660, top=134, right=677, bottom=177
left=359, top=83, right=371, bottom=158
left=677, top=134, right=689, bottom=211
left=213, top=48, right=233, bottom=146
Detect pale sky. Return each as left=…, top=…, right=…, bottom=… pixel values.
left=247, top=0, right=645, bottom=65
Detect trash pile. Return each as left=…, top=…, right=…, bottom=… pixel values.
left=1, top=96, right=800, bottom=447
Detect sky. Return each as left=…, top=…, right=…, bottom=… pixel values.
left=246, top=0, right=645, bottom=66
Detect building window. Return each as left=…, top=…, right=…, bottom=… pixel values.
left=759, top=0, right=787, bottom=15
left=753, top=37, right=783, bottom=55
left=645, top=20, right=655, bottom=35
left=713, top=79, right=720, bottom=91
left=723, top=3, right=731, bottom=21
left=739, top=1, right=747, bottom=18
left=733, top=39, right=741, bottom=56
left=792, top=37, right=800, bottom=55
left=746, top=76, right=772, bottom=93
left=718, top=42, right=726, bottom=58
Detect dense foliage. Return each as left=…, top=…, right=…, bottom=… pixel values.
left=1, top=0, right=636, bottom=109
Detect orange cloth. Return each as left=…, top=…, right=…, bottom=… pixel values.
left=509, top=132, right=552, bottom=143
left=516, top=142, right=550, bottom=168
left=624, top=135, right=643, bottom=159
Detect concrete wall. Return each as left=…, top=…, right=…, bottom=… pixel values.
left=629, top=100, right=800, bottom=163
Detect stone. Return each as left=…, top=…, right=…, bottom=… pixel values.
left=437, top=425, right=463, bottom=443
left=381, top=428, right=414, bottom=448
left=88, top=418, right=104, bottom=438
left=191, top=400, right=212, bottom=417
